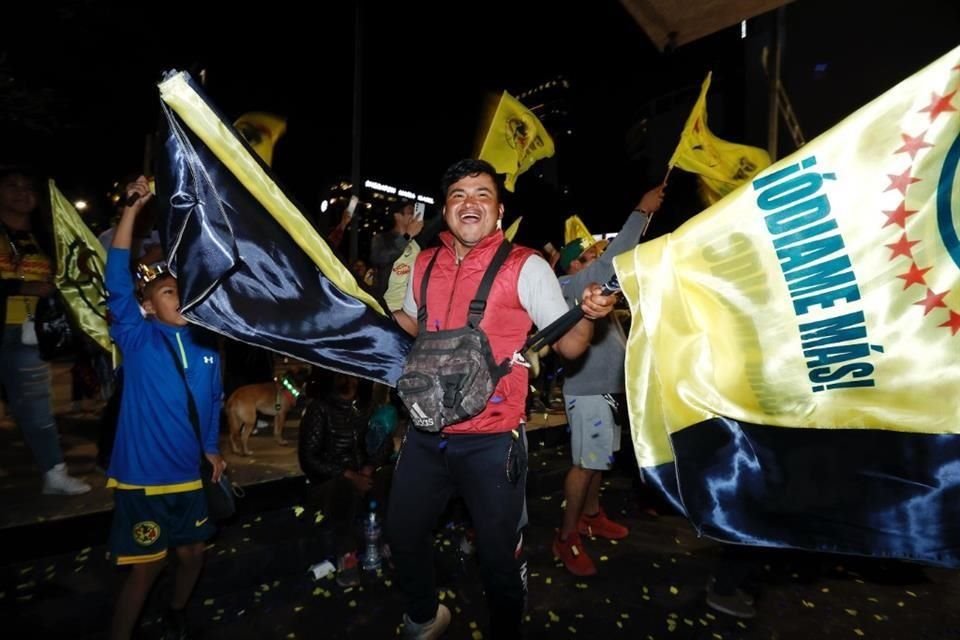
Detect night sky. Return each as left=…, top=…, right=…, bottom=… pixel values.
left=2, top=0, right=958, bottom=249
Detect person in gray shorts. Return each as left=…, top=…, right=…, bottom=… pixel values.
left=552, top=185, right=665, bottom=576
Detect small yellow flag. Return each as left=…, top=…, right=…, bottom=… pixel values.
left=669, top=72, right=771, bottom=202
left=49, top=181, right=112, bottom=355
left=503, top=216, right=522, bottom=241
left=479, top=92, right=555, bottom=192
left=234, top=112, right=287, bottom=167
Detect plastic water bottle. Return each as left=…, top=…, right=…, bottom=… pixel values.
left=361, top=500, right=382, bottom=572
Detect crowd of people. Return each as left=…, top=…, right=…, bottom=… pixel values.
left=1, top=158, right=745, bottom=640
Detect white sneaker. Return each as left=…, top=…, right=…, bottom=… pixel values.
left=42, top=463, right=91, bottom=495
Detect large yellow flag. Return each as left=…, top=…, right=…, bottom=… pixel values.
left=49, top=181, right=111, bottom=354
left=479, top=91, right=555, bottom=192
left=669, top=72, right=772, bottom=202
left=233, top=112, right=287, bottom=167
left=615, top=46, right=960, bottom=566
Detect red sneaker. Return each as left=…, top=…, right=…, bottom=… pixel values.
left=552, top=532, right=597, bottom=576
left=578, top=508, right=629, bottom=540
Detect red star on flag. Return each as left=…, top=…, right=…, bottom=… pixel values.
left=918, top=90, right=957, bottom=121
left=894, top=132, right=933, bottom=159
left=885, top=233, right=920, bottom=259
left=885, top=168, right=921, bottom=195
left=882, top=201, right=919, bottom=228
left=940, top=311, right=960, bottom=336
left=897, top=263, right=931, bottom=289
left=915, top=289, right=949, bottom=315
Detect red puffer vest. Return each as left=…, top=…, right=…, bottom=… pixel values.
left=412, top=230, right=536, bottom=434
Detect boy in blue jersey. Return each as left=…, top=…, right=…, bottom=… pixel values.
left=105, top=176, right=227, bottom=640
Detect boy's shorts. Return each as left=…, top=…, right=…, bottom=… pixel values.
left=109, top=487, right=215, bottom=565
left=566, top=394, right=621, bottom=471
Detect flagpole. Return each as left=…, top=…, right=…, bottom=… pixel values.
left=640, top=166, right=672, bottom=238
left=349, top=0, right=364, bottom=264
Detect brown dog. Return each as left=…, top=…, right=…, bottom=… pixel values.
left=225, top=371, right=306, bottom=456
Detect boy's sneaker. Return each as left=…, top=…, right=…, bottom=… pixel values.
left=402, top=603, right=451, bottom=640
left=552, top=532, right=597, bottom=576
left=160, top=606, right=188, bottom=640
left=705, top=577, right=756, bottom=619
left=42, top=463, right=91, bottom=496
left=578, top=508, right=629, bottom=540
left=336, top=551, right=361, bottom=587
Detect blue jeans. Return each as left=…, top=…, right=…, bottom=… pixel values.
left=1, top=325, right=63, bottom=472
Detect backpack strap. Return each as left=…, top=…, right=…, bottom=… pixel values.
left=417, top=248, right=442, bottom=331
left=467, top=241, right=513, bottom=329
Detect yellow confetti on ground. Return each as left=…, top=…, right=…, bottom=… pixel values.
left=610, top=540, right=618, bottom=545
left=439, top=592, right=446, bottom=601
left=855, top=579, right=865, bottom=584
left=845, top=609, right=858, bottom=616
left=737, top=621, right=748, bottom=629
left=802, top=600, right=815, bottom=608
left=293, top=506, right=304, bottom=517
left=315, top=512, right=325, bottom=524
left=684, top=618, right=694, bottom=626
left=470, top=621, right=479, bottom=629
left=568, top=627, right=577, bottom=634
left=255, top=516, right=262, bottom=522
left=699, top=619, right=708, bottom=626
left=668, top=613, right=678, bottom=620
left=906, top=590, right=917, bottom=597
left=343, top=587, right=354, bottom=593
left=867, top=597, right=879, bottom=603
left=897, top=601, right=905, bottom=607
left=873, top=614, right=885, bottom=621
left=312, top=587, right=322, bottom=596
left=260, top=584, right=270, bottom=592
left=669, top=586, right=679, bottom=595
left=642, top=595, right=650, bottom=601
left=204, top=599, right=214, bottom=606
left=705, top=613, right=716, bottom=621
left=821, top=587, right=830, bottom=593
left=18, top=568, right=31, bottom=575
left=81, top=547, right=91, bottom=554
left=621, top=613, right=630, bottom=619
left=287, top=634, right=296, bottom=639
left=549, top=611, right=560, bottom=622
left=385, top=580, right=392, bottom=587
left=525, top=615, right=531, bottom=622
left=576, top=583, right=588, bottom=590
left=666, top=619, right=677, bottom=631
left=242, top=523, right=251, bottom=528
left=447, top=590, right=457, bottom=599
left=605, top=598, right=611, bottom=604
left=575, top=613, right=584, bottom=619
left=472, top=632, right=483, bottom=640
left=652, top=562, right=660, bottom=568
left=600, top=555, right=609, bottom=562
left=854, top=629, right=864, bottom=637
left=713, top=634, right=723, bottom=639
left=545, top=577, right=552, bottom=585
left=212, top=616, right=221, bottom=622
left=348, top=600, right=357, bottom=607
left=616, top=621, right=623, bottom=629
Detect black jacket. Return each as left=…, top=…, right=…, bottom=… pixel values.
left=297, top=394, right=390, bottom=483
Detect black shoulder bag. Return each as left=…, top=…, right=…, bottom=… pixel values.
left=396, top=241, right=514, bottom=432
left=161, top=338, right=237, bottom=521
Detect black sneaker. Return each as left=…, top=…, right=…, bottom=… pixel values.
left=160, top=607, right=188, bottom=640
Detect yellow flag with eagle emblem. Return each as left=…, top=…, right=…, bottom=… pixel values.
left=615, top=45, right=960, bottom=567
left=669, top=72, right=772, bottom=203
left=49, top=180, right=112, bottom=355
left=479, top=91, right=555, bottom=192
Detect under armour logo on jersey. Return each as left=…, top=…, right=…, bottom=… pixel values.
left=203, top=356, right=215, bottom=364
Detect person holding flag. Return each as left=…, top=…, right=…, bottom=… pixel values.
left=552, top=185, right=664, bottom=576
left=389, top=159, right=617, bottom=639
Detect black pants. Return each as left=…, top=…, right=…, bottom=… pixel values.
left=388, top=426, right=528, bottom=639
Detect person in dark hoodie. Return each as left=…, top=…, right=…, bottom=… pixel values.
left=298, top=373, right=395, bottom=586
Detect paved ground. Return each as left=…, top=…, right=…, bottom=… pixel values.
left=2, top=363, right=960, bottom=639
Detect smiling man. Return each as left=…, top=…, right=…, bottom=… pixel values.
left=389, top=159, right=617, bottom=640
